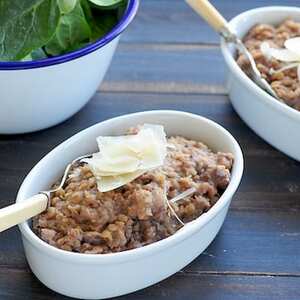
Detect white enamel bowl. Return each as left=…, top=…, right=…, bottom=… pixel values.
left=0, top=0, right=138, bottom=135
left=221, top=6, right=300, bottom=161
left=16, top=110, right=243, bottom=299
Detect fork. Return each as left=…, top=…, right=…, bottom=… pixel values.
left=0, top=154, right=92, bottom=233
left=185, top=0, right=282, bottom=101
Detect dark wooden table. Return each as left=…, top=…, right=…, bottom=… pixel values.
left=1, top=1, right=300, bottom=299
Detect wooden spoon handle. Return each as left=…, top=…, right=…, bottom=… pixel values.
left=186, top=0, right=228, bottom=33
left=0, top=194, right=48, bottom=232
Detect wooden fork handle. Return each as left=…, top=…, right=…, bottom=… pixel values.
left=0, top=194, right=48, bottom=233
left=186, top=0, right=229, bottom=33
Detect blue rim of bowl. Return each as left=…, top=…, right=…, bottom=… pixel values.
left=0, top=0, right=139, bottom=71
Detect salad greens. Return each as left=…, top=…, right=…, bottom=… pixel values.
left=0, top=0, right=126, bottom=62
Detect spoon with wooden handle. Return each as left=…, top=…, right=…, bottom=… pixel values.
left=0, top=154, right=92, bottom=232
left=185, top=0, right=282, bottom=102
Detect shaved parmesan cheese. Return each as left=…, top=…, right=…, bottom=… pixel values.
left=96, top=170, right=146, bottom=192
left=285, top=37, right=300, bottom=56
left=260, top=38, right=300, bottom=82
left=260, top=40, right=300, bottom=62
left=97, top=135, right=136, bottom=159
left=84, top=124, right=167, bottom=192
left=169, top=187, right=196, bottom=203
left=83, top=153, right=140, bottom=176
left=142, top=123, right=167, bottom=146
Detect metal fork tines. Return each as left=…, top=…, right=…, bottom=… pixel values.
left=220, top=27, right=282, bottom=102
left=41, top=154, right=93, bottom=203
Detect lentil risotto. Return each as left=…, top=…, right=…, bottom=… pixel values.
left=237, top=19, right=300, bottom=110
left=34, top=131, right=233, bottom=254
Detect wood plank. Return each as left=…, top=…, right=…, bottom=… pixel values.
left=0, top=268, right=69, bottom=300
left=123, top=272, right=300, bottom=300
left=1, top=210, right=300, bottom=274
left=188, top=210, right=300, bottom=274
left=0, top=93, right=296, bottom=158
left=102, top=43, right=226, bottom=94
left=122, top=0, right=300, bottom=44
left=0, top=267, right=299, bottom=300
left=2, top=2, right=300, bottom=299
left=0, top=93, right=299, bottom=278
left=0, top=227, right=25, bottom=268
left=1, top=92, right=299, bottom=205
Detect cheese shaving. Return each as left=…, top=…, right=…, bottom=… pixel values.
left=169, top=187, right=196, bottom=203
left=260, top=38, right=300, bottom=81
left=83, top=124, right=167, bottom=192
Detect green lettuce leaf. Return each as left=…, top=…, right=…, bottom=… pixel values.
left=45, top=1, right=92, bottom=56
left=0, top=0, right=60, bottom=61
left=58, top=0, right=78, bottom=14
left=21, top=48, right=47, bottom=61
left=88, top=0, right=124, bottom=8
left=0, top=0, right=127, bottom=61
left=81, top=0, right=118, bottom=42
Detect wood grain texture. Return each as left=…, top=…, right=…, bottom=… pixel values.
left=1, top=92, right=299, bottom=206
left=1, top=0, right=300, bottom=298
left=123, top=0, right=300, bottom=44
left=0, top=93, right=300, bottom=279
left=102, top=43, right=226, bottom=94
left=1, top=210, right=300, bottom=275
left=0, top=268, right=300, bottom=300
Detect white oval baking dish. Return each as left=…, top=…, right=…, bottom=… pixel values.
left=221, top=6, right=300, bottom=161
left=16, top=110, right=243, bottom=299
